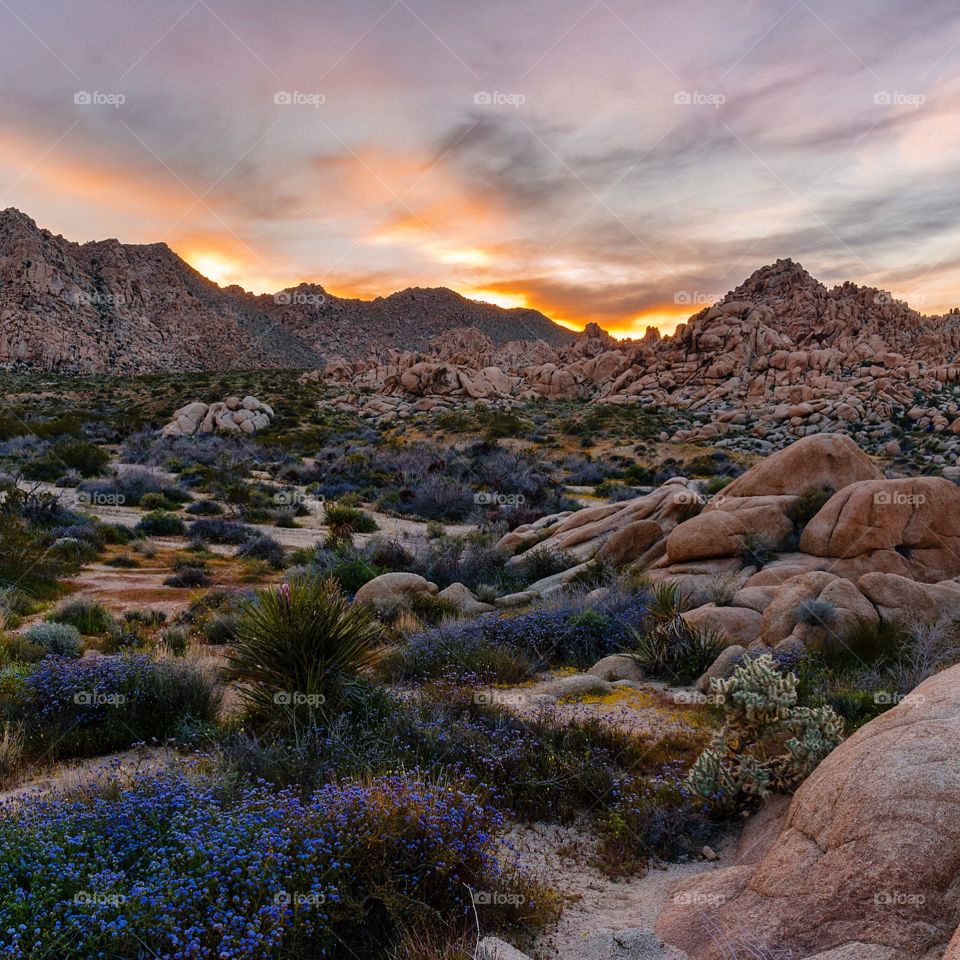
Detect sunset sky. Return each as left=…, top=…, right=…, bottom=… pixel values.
left=2, top=0, right=960, bottom=336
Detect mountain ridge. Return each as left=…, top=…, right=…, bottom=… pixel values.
left=0, top=209, right=575, bottom=373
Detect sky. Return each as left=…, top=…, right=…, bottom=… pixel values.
left=2, top=0, right=960, bottom=337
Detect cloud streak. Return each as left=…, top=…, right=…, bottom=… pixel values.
left=1, top=0, right=960, bottom=335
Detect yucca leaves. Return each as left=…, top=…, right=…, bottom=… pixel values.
left=225, top=576, right=386, bottom=723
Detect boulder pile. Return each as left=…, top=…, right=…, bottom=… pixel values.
left=308, top=261, right=960, bottom=466
left=160, top=396, right=274, bottom=437
left=495, top=433, right=960, bottom=678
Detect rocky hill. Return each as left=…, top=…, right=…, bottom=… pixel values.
left=0, top=209, right=574, bottom=373
left=317, top=259, right=960, bottom=464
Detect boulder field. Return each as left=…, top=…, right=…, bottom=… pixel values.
left=308, top=260, right=960, bottom=467
left=495, top=433, right=960, bottom=678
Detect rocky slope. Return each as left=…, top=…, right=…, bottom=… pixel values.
left=315, top=261, right=960, bottom=466
left=0, top=209, right=573, bottom=373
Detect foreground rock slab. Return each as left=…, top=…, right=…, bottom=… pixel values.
left=656, top=663, right=960, bottom=959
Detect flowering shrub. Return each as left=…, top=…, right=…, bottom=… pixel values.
left=388, top=592, right=649, bottom=681
left=1, top=655, right=220, bottom=760
left=0, top=772, right=513, bottom=959
left=597, top=763, right=717, bottom=877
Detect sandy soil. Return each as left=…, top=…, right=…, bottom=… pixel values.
left=507, top=821, right=738, bottom=960
left=487, top=679, right=706, bottom=740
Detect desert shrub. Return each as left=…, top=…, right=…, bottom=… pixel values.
left=288, top=543, right=386, bottom=594
left=631, top=612, right=725, bottom=686
left=705, top=475, right=733, bottom=495
left=101, top=622, right=146, bottom=654
left=24, top=439, right=110, bottom=480
left=365, top=537, right=416, bottom=571
left=0, top=588, right=37, bottom=630
left=186, top=498, right=224, bottom=516
left=46, top=597, right=113, bottom=635
left=0, top=771, right=519, bottom=960
left=104, top=553, right=139, bottom=568
left=687, top=654, right=843, bottom=810
left=891, top=617, right=960, bottom=692
left=0, top=634, right=46, bottom=665
left=164, top=565, right=212, bottom=588
left=124, top=608, right=167, bottom=627
left=225, top=578, right=386, bottom=723
left=706, top=573, right=742, bottom=607
left=795, top=598, right=837, bottom=628
left=785, top=485, right=834, bottom=528
left=0, top=722, right=23, bottom=786
left=22, top=622, right=83, bottom=658
left=78, top=467, right=189, bottom=507
left=189, top=518, right=255, bottom=544
left=135, top=510, right=185, bottom=537
left=203, top=611, right=240, bottom=644
left=324, top=503, right=379, bottom=542
left=47, top=536, right=99, bottom=568
left=387, top=592, right=648, bottom=682
left=597, top=767, right=716, bottom=877
left=836, top=617, right=905, bottom=668
left=160, top=627, right=190, bottom=657
left=739, top=532, right=778, bottom=568
left=4, top=654, right=220, bottom=760
left=235, top=535, right=286, bottom=569
left=139, top=491, right=178, bottom=510
left=511, top=547, right=576, bottom=585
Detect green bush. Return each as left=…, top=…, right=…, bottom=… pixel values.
left=0, top=634, right=46, bottom=665
left=225, top=577, right=386, bottom=723
left=46, top=597, right=114, bottom=635
left=135, top=511, right=186, bottom=537
left=324, top=503, right=379, bottom=543
left=22, top=622, right=83, bottom=658
left=24, top=440, right=110, bottom=480
left=631, top=615, right=724, bottom=685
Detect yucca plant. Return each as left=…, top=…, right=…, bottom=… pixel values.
left=225, top=577, right=386, bottom=724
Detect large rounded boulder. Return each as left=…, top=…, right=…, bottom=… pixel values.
left=716, top=433, right=882, bottom=499
left=657, top=663, right=960, bottom=959
left=800, top=477, right=960, bottom=582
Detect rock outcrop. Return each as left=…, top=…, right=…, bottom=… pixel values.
left=161, top=396, right=275, bottom=437
left=657, top=663, right=960, bottom=959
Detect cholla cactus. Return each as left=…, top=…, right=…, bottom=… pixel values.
left=688, top=654, right=842, bottom=808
